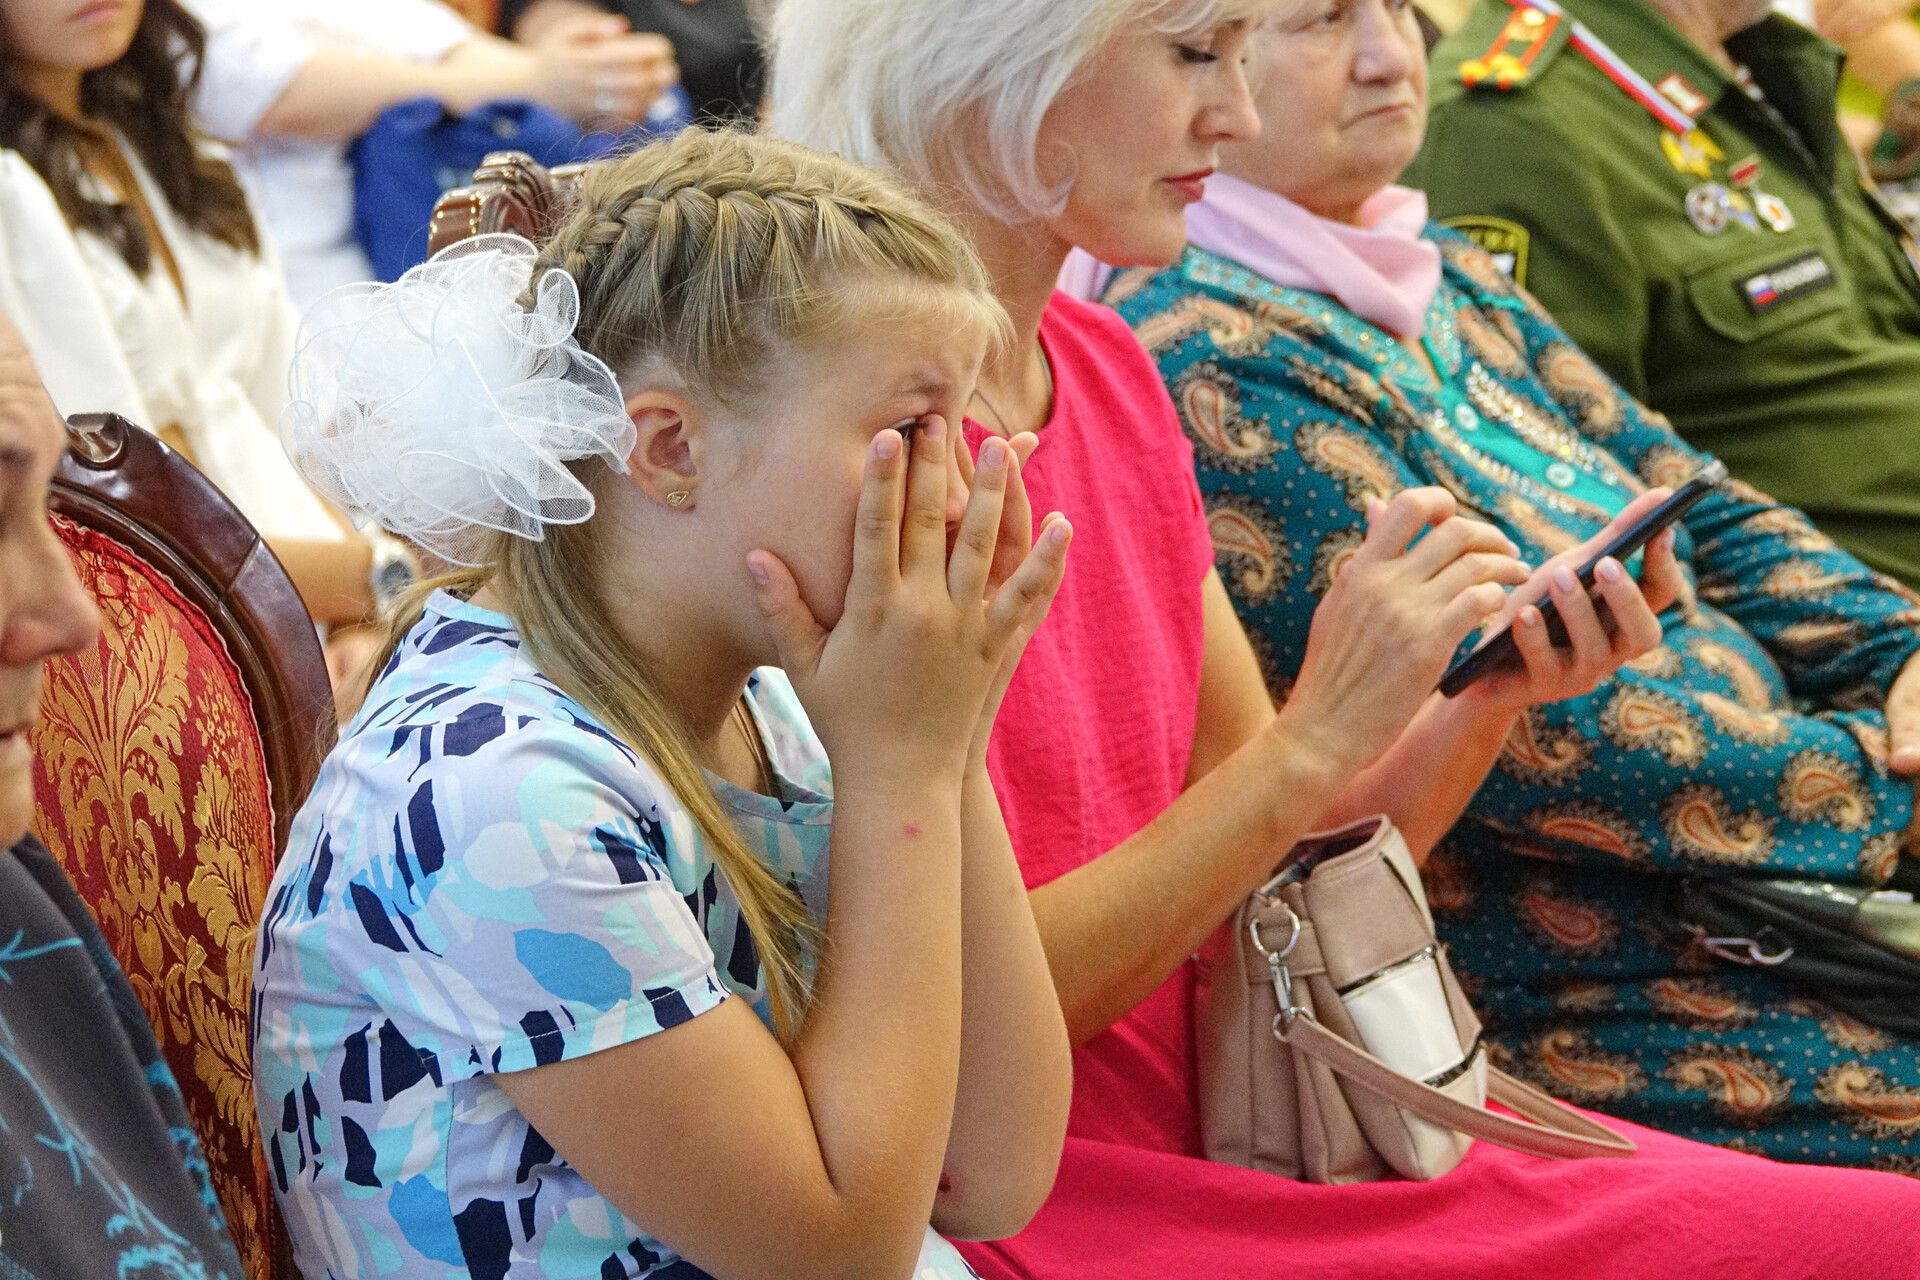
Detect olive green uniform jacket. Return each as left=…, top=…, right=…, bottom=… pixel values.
left=1407, top=0, right=1920, bottom=586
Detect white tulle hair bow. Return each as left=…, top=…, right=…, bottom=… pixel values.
left=282, top=234, right=637, bottom=567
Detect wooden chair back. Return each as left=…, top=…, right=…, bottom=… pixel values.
left=30, top=412, right=335, bottom=1280
left=429, top=150, right=586, bottom=255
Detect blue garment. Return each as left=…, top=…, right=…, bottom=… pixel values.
left=252, top=591, right=978, bottom=1278
left=1111, top=233, right=1920, bottom=1171
left=351, top=89, right=692, bottom=281
left=0, top=836, right=243, bottom=1279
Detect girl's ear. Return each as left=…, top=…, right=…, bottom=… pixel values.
left=624, top=390, right=705, bottom=510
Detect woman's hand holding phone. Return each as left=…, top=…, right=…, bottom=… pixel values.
left=1452, top=488, right=1686, bottom=713
left=1276, top=487, right=1531, bottom=780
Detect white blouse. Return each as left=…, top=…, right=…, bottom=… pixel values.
left=188, top=0, right=477, bottom=312
left=0, top=143, right=345, bottom=543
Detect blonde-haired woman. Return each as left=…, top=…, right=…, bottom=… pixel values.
left=770, top=2, right=1920, bottom=1276
left=251, top=128, right=1073, bottom=1280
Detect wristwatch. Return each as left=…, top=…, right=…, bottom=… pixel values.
left=366, top=530, right=420, bottom=615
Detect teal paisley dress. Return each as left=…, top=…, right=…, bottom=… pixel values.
left=1111, top=231, right=1920, bottom=1171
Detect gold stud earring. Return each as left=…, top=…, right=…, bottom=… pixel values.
left=666, top=490, right=690, bottom=508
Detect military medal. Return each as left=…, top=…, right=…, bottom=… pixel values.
left=1754, top=192, right=1795, bottom=232
left=1661, top=129, right=1722, bottom=181
left=1720, top=154, right=1794, bottom=232
left=1686, top=183, right=1731, bottom=235
left=1724, top=189, right=1760, bottom=232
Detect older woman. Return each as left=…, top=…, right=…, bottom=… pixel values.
left=1098, top=0, right=1920, bottom=1170
left=769, top=0, right=1920, bottom=1276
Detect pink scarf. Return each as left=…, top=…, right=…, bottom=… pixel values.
left=1060, top=173, right=1443, bottom=339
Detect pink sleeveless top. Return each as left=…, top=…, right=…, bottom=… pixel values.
left=965, top=292, right=1214, bottom=1157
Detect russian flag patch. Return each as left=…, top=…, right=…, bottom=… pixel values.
left=1738, top=251, right=1835, bottom=316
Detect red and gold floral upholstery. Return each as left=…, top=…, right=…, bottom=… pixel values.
left=32, top=514, right=278, bottom=1275
left=28, top=414, right=335, bottom=1280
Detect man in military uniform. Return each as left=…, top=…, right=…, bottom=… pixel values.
left=1405, top=0, right=1920, bottom=587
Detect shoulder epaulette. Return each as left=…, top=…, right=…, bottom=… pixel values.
left=1457, top=4, right=1571, bottom=91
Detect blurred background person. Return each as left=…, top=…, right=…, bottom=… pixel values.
left=187, top=0, right=681, bottom=308
left=1408, top=0, right=1920, bottom=590
left=501, top=0, right=761, bottom=122
left=0, top=0, right=403, bottom=690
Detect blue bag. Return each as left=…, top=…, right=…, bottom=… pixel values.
left=351, top=86, right=691, bottom=281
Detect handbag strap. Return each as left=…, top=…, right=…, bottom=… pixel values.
left=1281, top=1012, right=1636, bottom=1160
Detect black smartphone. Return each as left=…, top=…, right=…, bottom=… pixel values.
left=1436, top=459, right=1727, bottom=698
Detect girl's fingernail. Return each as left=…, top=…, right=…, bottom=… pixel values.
left=1596, top=558, right=1624, bottom=583
left=747, top=559, right=770, bottom=587
left=875, top=432, right=900, bottom=459
left=1507, top=540, right=1522, bottom=557
left=1552, top=566, right=1578, bottom=594
left=1046, top=521, right=1072, bottom=546
left=924, top=414, right=947, bottom=443
left=1518, top=606, right=1541, bottom=628
left=980, top=438, right=1008, bottom=470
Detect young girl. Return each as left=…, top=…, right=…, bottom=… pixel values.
left=250, top=128, right=1074, bottom=1280
left=0, top=0, right=398, bottom=675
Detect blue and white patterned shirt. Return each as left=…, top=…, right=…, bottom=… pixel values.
left=252, top=591, right=976, bottom=1279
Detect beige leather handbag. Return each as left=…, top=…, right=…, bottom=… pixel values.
left=1195, top=816, right=1635, bottom=1183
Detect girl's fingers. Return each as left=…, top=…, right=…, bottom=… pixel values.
left=986, top=514, right=1072, bottom=644
left=952, top=430, right=1039, bottom=590
left=746, top=550, right=829, bottom=674
left=847, top=428, right=907, bottom=605
left=949, top=436, right=1011, bottom=603
left=953, top=424, right=977, bottom=486
left=900, top=414, right=952, bottom=582
left=1592, top=556, right=1664, bottom=658
left=990, top=443, right=1036, bottom=590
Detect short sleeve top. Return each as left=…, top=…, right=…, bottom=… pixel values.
left=252, top=591, right=978, bottom=1279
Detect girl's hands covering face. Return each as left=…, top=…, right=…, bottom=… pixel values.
left=952, top=430, right=1049, bottom=766
left=746, top=416, right=1070, bottom=785
left=1461, top=488, right=1685, bottom=713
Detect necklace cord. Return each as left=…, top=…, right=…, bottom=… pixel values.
left=970, top=340, right=1054, bottom=435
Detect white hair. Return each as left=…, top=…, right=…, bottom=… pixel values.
left=766, top=0, right=1269, bottom=224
